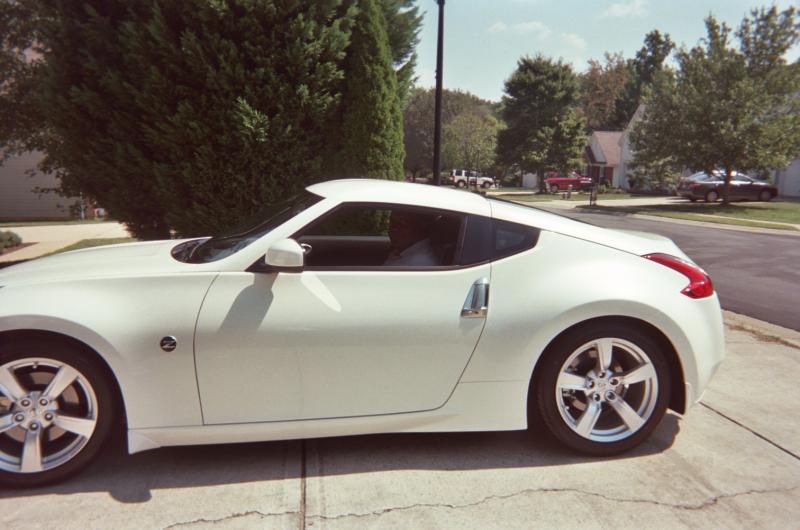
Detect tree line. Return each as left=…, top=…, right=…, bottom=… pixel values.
left=409, top=6, right=800, bottom=203
left=1, top=2, right=798, bottom=238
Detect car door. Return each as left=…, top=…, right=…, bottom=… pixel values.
left=193, top=203, right=491, bottom=425
left=729, top=175, right=752, bottom=199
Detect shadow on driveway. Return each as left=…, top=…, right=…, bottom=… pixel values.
left=0, top=413, right=679, bottom=503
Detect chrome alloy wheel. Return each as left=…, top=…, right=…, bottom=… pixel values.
left=555, top=338, right=658, bottom=443
left=0, top=358, right=98, bottom=474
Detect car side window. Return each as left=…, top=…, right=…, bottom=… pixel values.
left=294, top=204, right=464, bottom=269
left=459, top=215, right=540, bottom=266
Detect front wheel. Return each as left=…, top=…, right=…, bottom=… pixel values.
left=705, top=190, right=719, bottom=202
left=0, top=339, right=116, bottom=487
left=535, top=323, right=670, bottom=455
left=549, top=183, right=559, bottom=194
left=455, top=180, right=466, bottom=188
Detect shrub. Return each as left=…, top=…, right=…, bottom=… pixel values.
left=0, top=231, right=23, bottom=251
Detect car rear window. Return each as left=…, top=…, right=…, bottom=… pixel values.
left=459, top=215, right=539, bottom=266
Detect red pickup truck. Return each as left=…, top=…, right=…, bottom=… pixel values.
left=543, top=171, right=593, bottom=192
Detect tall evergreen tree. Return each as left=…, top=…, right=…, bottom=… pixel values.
left=581, top=52, right=628, bottom=131
left=496, top=56, right=585, bottom=192
left=325, top=0, right=404, bottom=181
left=380, top=0, right=423, bottom=102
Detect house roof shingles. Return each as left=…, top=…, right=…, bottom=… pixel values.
left=592, top=131, right=623, bottom=167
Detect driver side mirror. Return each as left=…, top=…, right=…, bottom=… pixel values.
left=265, top=238, right=304, bottom=272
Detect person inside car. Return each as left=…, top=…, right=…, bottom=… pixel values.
left=384, top=210, right=438, bottom=266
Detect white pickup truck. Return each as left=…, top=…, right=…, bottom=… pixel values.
left=450, top=169, right=495, bottom=189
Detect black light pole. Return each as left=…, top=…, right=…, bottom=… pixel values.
left=432, top=0, right=445, bottom=186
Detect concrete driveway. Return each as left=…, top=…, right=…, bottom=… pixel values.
left=1, top=313, right=798, bottom=529
left=0, top=222, right=131, bottom=262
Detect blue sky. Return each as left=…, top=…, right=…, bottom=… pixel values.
left=413, top=0, right=800, bottom=101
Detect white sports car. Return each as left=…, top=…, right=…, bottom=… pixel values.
left=0, top=179, right=724, bottom=486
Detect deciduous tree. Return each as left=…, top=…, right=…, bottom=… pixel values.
left=632, top=7, right=800, bottom=204
left=325, top=0, right=404, bottom=181
left=403, top=87, right=497, bottom=180
left=496, top=55, right=585, bottom=192
left=612, top=30, right=674, bottom=129
left=581, top=53, right=628, bottom=131
left=442, top=112, right=500, bottom=174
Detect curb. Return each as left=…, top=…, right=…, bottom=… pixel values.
left=723, top=310, right=800, bottom=350
left=628, top=213, right=800, bottom=237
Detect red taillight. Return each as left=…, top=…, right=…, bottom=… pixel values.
left=643, top=253, right=714, bottom=299
left=689, top=183, right=701, bottom=189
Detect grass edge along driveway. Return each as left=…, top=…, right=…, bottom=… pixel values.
left=575, top=202, right=800, bottom=231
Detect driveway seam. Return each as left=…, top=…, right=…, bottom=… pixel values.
left=300, top=439, right=307, bottom=530
left=700, top=402, right=800, bottom=461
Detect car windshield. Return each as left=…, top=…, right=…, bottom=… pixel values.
left=186, top=191, right=323, bottom=263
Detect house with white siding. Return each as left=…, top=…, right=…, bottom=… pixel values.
left=615, top=103, right=799, bottom=196
left=0, top=152, right=80, bottom=220
left=585, top=131, right=622, bottom=187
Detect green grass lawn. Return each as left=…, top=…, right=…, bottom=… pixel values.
left=498, top=192, right=638, bottom=203
left=578, top=201, right=800, bottom=230
left=50, top=238, right=137, bottom=255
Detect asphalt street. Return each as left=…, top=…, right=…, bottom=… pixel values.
left=541, top=208, right=800, bottom=332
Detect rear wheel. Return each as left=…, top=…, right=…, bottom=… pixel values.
left=0, top=339, right=115, bottom=487
left=758, top=190, right=772, bottom=202
left=535, top=323, right=670, bottom=455
left=549, top=183, right=559, bottom=194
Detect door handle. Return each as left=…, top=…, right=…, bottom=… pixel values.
left=461, top=277, right=489, bottom=318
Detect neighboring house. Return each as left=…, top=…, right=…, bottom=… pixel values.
left=521, top=172, right=538, bottom=189
left=614, top=104, right=646, bottom=190
left=0, top=152, right=81, bottom=220
left=772, top=158, right=800, bottom=198
left=584, top=131, right=622, bottom=187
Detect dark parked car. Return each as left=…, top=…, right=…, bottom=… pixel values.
left=677, top=172, right=777, bottom=202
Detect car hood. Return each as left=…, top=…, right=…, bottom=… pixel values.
left=0, top=240, right=191, bottom=287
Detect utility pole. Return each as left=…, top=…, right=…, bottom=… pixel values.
left=432, top=0, right=445, bottom=186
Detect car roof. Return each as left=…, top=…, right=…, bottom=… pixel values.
left=307, top=179, right=490, bottom=215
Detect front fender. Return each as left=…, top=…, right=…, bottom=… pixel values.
left=0, top=273, right=218, bottom=429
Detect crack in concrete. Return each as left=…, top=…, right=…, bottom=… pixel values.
left=700, top=402, right=800, bottom=461
left=306, top=485, right=800, bottom=522
left=163, top=509, right=300, bottom=529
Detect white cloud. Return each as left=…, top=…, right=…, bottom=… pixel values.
left=602, top=0, right=648, bottom=18
left=488, top=20, right=552, bottom=39
left=560, top=32, right=587, bottom=51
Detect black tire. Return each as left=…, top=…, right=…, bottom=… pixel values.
left=705, top=190, right=719, bottom=203
left=456, top=180, right=466, bottom=188
left=689, top=198, right=697, bottom=203
left=758, top=190, right=772, bottom=202
left=549, top=184, right=559, bottom=194
left=534, top=322, right=671, bottom=456
left=481, top=181, right=492, bottom=189
left=0, top=338, right=117, bottom=487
